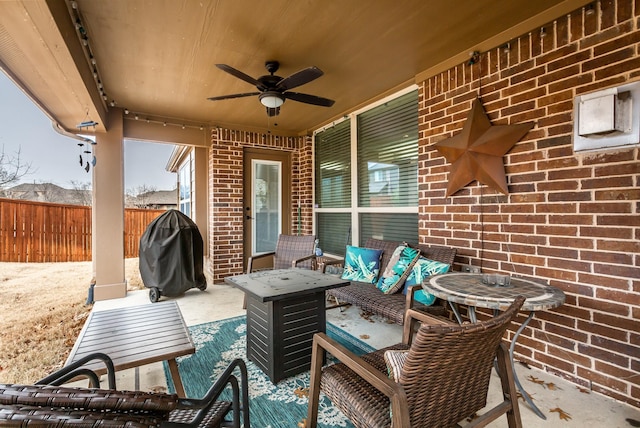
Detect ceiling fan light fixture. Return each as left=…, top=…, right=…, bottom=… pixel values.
left=259, top=91, right=285, bottom=108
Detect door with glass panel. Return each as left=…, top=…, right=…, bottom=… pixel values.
left=243, top=148, right=292, bottom=270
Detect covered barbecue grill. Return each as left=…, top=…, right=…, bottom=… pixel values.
left=139, top=209, right=207, bottom=302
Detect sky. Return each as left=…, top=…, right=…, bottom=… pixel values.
left=0, top=71, right=176, bottom=191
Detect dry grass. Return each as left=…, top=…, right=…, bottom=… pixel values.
left=0, top=259, right=145, bottom=384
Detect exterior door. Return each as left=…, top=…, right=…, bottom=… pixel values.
left=243, top=148, right=291, bottom=270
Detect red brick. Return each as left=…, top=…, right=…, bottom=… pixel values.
left=597, top=288, right=640, bottom=306
left=580, top=20, right=634, bottom=49
left=548, top=236, right=594, bottom=249
left=577, top=366, right=629, bottom=393
left=549, top=73, right=594, bottom=93
left=618, top=0, right=633, bottom=22
left=576, top=76, right=627, bottom=95
left=535, top=351, right=577, bottom=373
left=601, top=0, right=617, bottom=29
left=596, top=56, right=640, bottom=80
left=583, top=176, right=635, bottom=189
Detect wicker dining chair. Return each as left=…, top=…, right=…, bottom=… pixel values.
left=246, top=234, right=317, bottom=272
left=0, top=353, right=250, bottom=428
left=243, top=234, right=317, bottom=308
left=307, top=296, right=526, bottom=428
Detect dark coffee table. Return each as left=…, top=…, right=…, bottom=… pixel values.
left=225, top=268, right=349, bottom=383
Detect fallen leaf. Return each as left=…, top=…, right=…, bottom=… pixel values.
left=576, top=386, right=590, bottom=394
left=298, top=418, right=307, bottom=428
left=549, top=407, right=572, bottom=421
left=359, top=334, right=370, bottom=340
left=516, top=391, right=535, bottom=402
left=359, top=311, right=376, bottom=323
left=546, top=382, right=561, bottom=391
left=527, top=375, right=546, bottom=386
left=294, top=387, right=309, bottom=398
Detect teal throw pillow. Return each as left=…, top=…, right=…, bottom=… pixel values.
left=376, top=245, right=420, bottom=294
left=341, top=246, right=384, bottom=284
left=403, top=257, right=451, bottom=305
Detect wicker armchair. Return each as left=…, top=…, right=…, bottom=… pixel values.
left=246, top=234, right=317, bottom=272
left=307, top=296, right=525, bottom=428
left=244, top=234, right=317, bottom=309
left=0, top=353, right=250, bottom=428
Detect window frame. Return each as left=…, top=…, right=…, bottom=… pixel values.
left=313, top=85, right=419, bottom=255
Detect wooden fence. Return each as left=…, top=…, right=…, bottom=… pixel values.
left=0, top=198, right=165, bottom=262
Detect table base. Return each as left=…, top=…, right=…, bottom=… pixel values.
left=246, top=291, right=327, bottom=383
left=448, top=302, right=546, bottom=420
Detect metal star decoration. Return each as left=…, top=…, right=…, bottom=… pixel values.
left=435, top=98, right=534, bottom=196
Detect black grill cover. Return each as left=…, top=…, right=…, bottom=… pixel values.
left=139, top=209, right=206, bottom=296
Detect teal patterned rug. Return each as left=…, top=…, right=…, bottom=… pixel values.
left=164, top=315, right=375, bottom=428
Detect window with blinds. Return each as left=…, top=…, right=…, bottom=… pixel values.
left=314, top=89, right=419, bottom=253
left=357, top=91, right=418, bottom=207
left=316, top=212, right=351, bottom=256
left=314, top=120, right=351, bottom=208
left=360, top=213, right=419, bottom=246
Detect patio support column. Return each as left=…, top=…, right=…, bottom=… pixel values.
left=193, top=146, right=209, bottom=255
left=92, top=108, right=126, bottom=301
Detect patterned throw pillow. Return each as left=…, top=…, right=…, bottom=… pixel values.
left=341, top=246, right=384, bottom=284
left=376, top=245, right=420, bottom=294
left=402, top=257, right=451, bottom=305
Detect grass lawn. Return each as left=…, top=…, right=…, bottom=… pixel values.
left=0, top=259, right=144, bottom=384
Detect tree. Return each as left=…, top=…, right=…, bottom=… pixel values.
left=69, top=180, right=92, bottom=206
left=125, top=184, right=157, bottom=208
left=0, top=145, right=33, bottom=189
left=35, top=181, right=64, bottom=203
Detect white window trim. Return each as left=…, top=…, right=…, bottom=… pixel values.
left=312, top=85, right=419, bottom=250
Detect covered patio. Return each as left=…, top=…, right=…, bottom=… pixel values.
left=0, top=0, right=638, bottom=417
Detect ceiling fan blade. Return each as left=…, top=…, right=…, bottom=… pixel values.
left=207, top=92, right=260, bottom=101
left=276, top=67, right=324, bottom=91
left=284, top=92, right=335, bottom=107
left=216, top=64, right=266, bottom=90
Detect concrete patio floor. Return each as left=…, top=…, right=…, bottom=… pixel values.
left=91, top=283, right=640, bottom=427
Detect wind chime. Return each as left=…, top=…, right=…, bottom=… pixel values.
left=76, top=139, right=96, bottom=172
left=76, top=119, right=98, bottom=173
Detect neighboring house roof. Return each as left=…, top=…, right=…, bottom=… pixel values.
left=137, top=189, right=177, bottom=206
left=128, top=189, right=178, bottom=209
left=2, top=183, right=91, bottom=205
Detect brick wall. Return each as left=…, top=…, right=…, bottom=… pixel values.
left=207, top=127, right=310, bottom=282
left=419, top=0, right=639, bottom=407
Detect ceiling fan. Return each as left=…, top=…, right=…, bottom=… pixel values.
left=207, top=61, right=335, bottom=117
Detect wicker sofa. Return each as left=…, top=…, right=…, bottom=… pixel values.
left=325, top=238, right=457, bottom=325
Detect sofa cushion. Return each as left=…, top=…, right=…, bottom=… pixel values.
left=403, top=257, right=451, bottom=305
left=376, top=245, right=420, bottom=294
left=384, top=350, right=409, bottom=382
left=363, top=238, right=404, bottom=271
left=341, top=246, right=384, bottom=284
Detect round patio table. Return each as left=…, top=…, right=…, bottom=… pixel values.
left=424, top=272, right=565, bottom=420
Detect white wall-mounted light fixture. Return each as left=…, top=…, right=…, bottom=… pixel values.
left=573, top=81, right=640, bottom=151
left=259, top=91, right=285, bottom=108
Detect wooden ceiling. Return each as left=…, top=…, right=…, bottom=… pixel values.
left=0, top=0, right=590, bottom=137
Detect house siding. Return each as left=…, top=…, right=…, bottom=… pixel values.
left=418, top=0, right=639, bottom=407
left=207, top=0, right=639, bottom=407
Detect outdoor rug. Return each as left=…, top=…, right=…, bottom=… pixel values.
left=163, top=315, right=376, bottom=428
